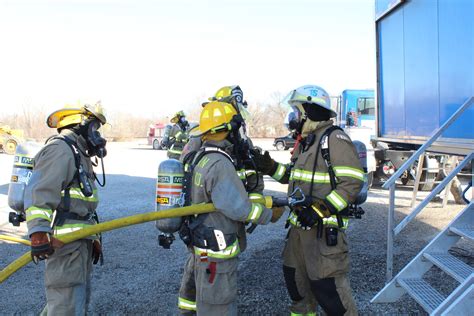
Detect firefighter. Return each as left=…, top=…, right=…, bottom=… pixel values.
left=25, top=103, right=107, bottom=315
left=182, top=86, right=265, bottom=202
left=177, top=86, right=285, bottom=314
left=177, top=101, right=274, bottom=315
left=252, top=85, right=364, bottom=315
left=167, top=110, right=189, bottom=159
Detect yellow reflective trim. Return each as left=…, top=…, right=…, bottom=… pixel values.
left=326, top=190, right=347, bottom=211
left=178, top=297, right=196, bottom=311
left=26, top=207, right=53, bottom=222
left=323, top=216, right=349, bottom=229
left=61, top=188, right=98, bottom=202
left=249, top=193, right=264, bottom=200
left=247, top=203, right=263, bottom=223
left=289, top=169, right=331, bottom=183
left=213, top=108, right=223, bottom=117
left=53, top=223, right=93, bottom=236
left=224, top=105, right=233, bottom=114
left=272, top=163, right=286, bottom=181
left=334, top=166, right=364, bottom=181
left=168, top=149, right=183, bottom=154
left=287, top=211, right=300, bottom=227
left=194, top=239, right=240, bottom=259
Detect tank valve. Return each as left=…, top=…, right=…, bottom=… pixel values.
left=158, top=233, right=175, bottom=249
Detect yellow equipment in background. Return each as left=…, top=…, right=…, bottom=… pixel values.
left=0, top=125, right=24, bottom=155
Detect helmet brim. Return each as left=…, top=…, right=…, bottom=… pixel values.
left=47, top=108, right=84, bottom=128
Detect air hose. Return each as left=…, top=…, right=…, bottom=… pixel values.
left=0, top=197, right=271, bottom=284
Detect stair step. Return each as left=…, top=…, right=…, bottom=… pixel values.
left=450, top=226, right=474, bottom=241
left=398, top=278, right=445, bottom=313
left=423, top=252, right=473, bottom=283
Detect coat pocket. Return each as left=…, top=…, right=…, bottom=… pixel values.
left=196, top=258, right=238, bottom=305
left=45, top=241, right=88, bottom=288
left=316, top=232, right=349, bottom=278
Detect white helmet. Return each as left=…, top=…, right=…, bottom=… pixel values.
left=287, top=85, right=336, bottom=120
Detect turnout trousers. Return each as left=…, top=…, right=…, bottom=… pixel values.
left=43, top=240, right=93, bottom=316
left=282, top=227, right=357, bottom=316
left=178, top=253, right=238, bottom=316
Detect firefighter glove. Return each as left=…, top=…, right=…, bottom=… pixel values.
left=298, top=207, right=322, bottom=230
left=271, top=206, right=286, bottom=223
left=92, top=240, right=102, bottom=265
left=30, top=232, right=55, bottom=264
left=250, top=149, right=276, bottom=175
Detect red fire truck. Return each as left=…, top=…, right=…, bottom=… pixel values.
left=147, top=123, right=170, bottom=150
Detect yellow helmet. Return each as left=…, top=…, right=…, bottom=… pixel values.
left=170, top=110, right=185, bottom=124
left=47, top=102, right=107, bottom=129
left=210, top=85, right=250, bottom=120
left=190, top=101, right=237, bottom=137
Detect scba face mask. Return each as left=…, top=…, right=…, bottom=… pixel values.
left=288, top=106, right=306, bottom=134
left=85, top=119, right=107, bottom=158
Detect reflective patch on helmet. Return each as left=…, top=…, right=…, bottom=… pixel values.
left=224, top=105, right=233, bottom=114
left=201, top=109, right=210, bottom=119
left=213, top=108, right=223, bottom=117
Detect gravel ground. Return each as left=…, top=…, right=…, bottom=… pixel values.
left=0, top=141, right=472, bottom=315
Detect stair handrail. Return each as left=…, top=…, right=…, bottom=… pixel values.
left=384, top=96, right=474, bottom=281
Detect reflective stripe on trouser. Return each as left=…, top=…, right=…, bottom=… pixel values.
left=282, top=227, right=357, bottom=315
left=44, top=240, right=93, bottom=316
left=179, top=254, right=197, bottom=314
left=194, top=255, right=238, bottom=316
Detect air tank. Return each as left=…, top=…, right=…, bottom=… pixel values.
left=155, top=158, right=184, bottom=233
left=352, top=140, right=368, bottom=205
left=8, top=141, right=42, bottom=212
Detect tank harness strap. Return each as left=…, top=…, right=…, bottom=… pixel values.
left=318, top=126, right=345, bottom=229
left=180, top=146, right=236, bottom=251
left=49, top=136, right=97, bottom=227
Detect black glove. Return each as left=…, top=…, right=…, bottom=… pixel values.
left=92, top=240, right=102, bottom=265
left=250, top=149, right=276, bottom=175
left=30, top=232, right=62, bottom=264
left=230, top=114, right=244, bottom=131
left=297, top=207, right=322, bottom=230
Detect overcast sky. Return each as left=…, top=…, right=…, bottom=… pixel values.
left=0, top=0, right=375, bottom=117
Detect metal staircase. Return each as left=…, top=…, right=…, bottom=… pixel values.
left=372, top=201, right=474, bottom=314
left=371, top=97, right=474, bottom=314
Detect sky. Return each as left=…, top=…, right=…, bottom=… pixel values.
left=0, top=0, right=376, bottom=118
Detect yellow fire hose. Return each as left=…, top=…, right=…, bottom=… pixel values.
left=0, top=234, right=31, bottom=246
left=0, top=197, right=272, bottom=284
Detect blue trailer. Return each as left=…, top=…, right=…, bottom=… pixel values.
left=374, top=0, right=474, bottom=188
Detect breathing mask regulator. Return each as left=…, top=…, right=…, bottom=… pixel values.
left=178, top=116, right=189, bottom=130
left=287, top=106, right=307, bottom=137
left=72, top=117, right=108, bottom=193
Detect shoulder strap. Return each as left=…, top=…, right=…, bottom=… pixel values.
left=47, top=136, right=83, bottom=212
left=319, top=126, right=343, bottom=190
left=182, top=146, right=234, bottom=207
